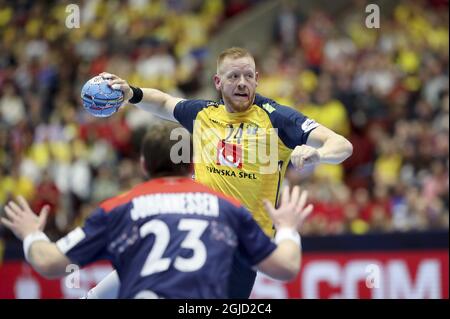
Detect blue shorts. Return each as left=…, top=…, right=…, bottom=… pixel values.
left=228, top=250, right=257, bottom=299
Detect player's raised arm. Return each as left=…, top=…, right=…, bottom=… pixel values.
left=100, top=72, right=184, bottom=121
left=290, top=125, right=353, bottom=170
left=256, top=186, right=313, bottom=280
left=1, top=197, right=71, bottom=278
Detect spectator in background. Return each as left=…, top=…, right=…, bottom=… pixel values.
left=274, top=0, right=301, bottom=56
left=0, top=82, right=26, bottom=126
left=31, top=169, right=61, bottom=239
left=92, top=165, right=120, bottom=203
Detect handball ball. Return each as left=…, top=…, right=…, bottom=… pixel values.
left=81, top=75, right=124, bottom=117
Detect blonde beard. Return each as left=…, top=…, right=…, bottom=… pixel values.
left=222, top=93, right=255, bottom=113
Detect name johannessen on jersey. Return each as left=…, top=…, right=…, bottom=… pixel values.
left=206, top=166, right=257, bottom=180
left=130, top=193, right=219, bottom=220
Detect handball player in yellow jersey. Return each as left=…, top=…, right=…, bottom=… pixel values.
left=91, top=47, right=353, bottom=299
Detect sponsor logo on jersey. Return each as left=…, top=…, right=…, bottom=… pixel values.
left=209, top=118, right=228, bottom=127
left=210, top=221, right=237, bottom=247
left=206, top=166, right=257, bottom=179
left=262, top=103, right=276, bottom=114
left=56, top=227, right=86, bottom=254
left=246, top=123, right=259, bottom=135
left=301, top=119, right=319, bottom=133
left=216, top=140, right=242, bottom=169
left=206, top=101, right=219, bottom=107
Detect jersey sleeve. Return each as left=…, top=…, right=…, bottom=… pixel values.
left=234, top=206, right=277, bottom=266
left=173, top=99, right=214, bottom=133
left=56, top=207, right=111, bottom=267
left=255, top=94, right=320, bottom=149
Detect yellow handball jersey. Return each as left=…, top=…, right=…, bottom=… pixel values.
left=174, top=94, right=319, bottom=236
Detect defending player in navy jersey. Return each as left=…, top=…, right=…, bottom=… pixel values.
left=1, top=122, right=313, bottom=299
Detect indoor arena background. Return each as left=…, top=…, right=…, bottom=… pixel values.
left=0, top=0, right=448, bottom=299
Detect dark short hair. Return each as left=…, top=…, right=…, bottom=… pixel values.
left=141, top=122, right=192, bottom=178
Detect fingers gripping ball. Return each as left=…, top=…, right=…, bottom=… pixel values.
left=81, top=76, right=124, bottom=117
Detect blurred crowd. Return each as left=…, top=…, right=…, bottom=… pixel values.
left=265, top=0, right=449, bottom=234
left=0, top=0, right=448, bottom=254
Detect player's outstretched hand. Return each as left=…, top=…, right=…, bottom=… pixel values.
left=100, top=72, right=133, bottom=102
left=1, top=196, right=49, bottom=241
left=263, top=186, right=313, bottom=233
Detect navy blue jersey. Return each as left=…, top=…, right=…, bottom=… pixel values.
left=56, top=177, right=276, bottom=298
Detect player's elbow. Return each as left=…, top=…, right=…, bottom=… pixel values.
left=342, top=138, right=353, bottom=159
left=278, top=263, right=300, bottom=281
left=33, top=260, right=66, bottom=279
left=272, top=256, right=301, bottom=281
left=39, top=270, right=60, bottom=280
left=258, top=244, right=302, bottom=281
left=34, top=262, right=59, bottom=279
left=335, top=135, right=353, bottom=161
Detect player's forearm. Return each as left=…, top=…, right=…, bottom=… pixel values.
left=272, top=241, right=301, bottom=280
left=140, top=88, right=172, bottom=107
left=258, top=241, right=301, bottom=281
left=28, top=241, right=70, bottom=279
left=132, top=88, right=182, bottom=120
left=317, top=135, right=353, bottom=164
left=257, top=227, right=302, bottom=281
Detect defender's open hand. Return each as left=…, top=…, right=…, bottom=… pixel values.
left=1, top=196, right=49, bottom=241
left=263, top=186, right=313, bottom=232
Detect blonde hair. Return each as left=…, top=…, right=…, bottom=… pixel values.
left=217, top=47, right=255, bottom=73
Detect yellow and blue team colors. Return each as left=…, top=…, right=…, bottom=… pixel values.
left=174, top=94, right=319, bottom=236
